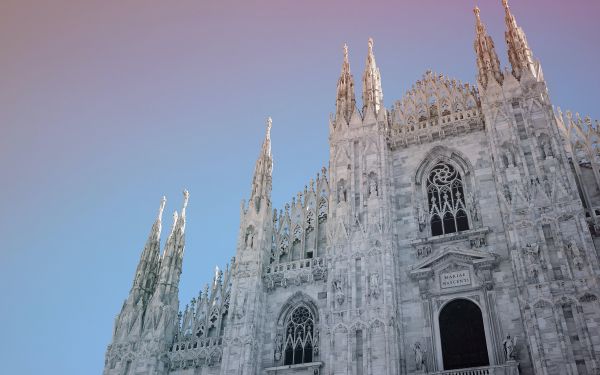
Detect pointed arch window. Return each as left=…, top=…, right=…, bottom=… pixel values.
left=427, top=163, right=469, bottom=236
left=283, top=306, right=315, bottom=365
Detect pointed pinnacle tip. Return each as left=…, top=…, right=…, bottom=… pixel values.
left=266, top=117, right=272, bottom=138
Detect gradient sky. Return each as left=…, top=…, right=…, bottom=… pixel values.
left=1, top=0, right=599, bottom=373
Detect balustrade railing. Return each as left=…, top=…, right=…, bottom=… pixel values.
left=170, top=336, right=223, bottom=352
left=429, top=362, right=519, bottom=375
left=265, top=257, right=325, bottom=274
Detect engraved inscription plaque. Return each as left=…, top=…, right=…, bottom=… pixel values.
left=440, top=270, right=471, bottom=289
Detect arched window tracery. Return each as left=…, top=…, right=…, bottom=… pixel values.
left=282, top=305, right=315, bottom=365
left=427, top=162, right=469, bottom=236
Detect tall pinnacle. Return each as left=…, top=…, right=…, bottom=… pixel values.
left=249, top=117, right=273, bottom=212
left=335, top=43, right=356, bottom=123
left=362, top=38, right=383, bottom=114
left=130, top=196, right=165, bottom=302
left=154, top=190, right=188, bottom=302
left=473, top=7, right=503, bottom=89
left=503, top=0, right=535, bottom=79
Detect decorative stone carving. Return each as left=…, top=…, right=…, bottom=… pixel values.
left=469, top=234, right=486, bottom=248
left=416, top=244, right=432, bottom=259
left=502, top=335, right=518, bottom=360
left=264, top=258, right=327, bottom=291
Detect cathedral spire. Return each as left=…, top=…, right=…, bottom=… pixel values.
left=130, top=196, right=165, bottom=301
left=502, top=0, right=535, bottom=80
left=362, top=38, right=383, bottom=114
left=153, top=191, right=188, bottom=305
left=473, top=6, right=503, bottom=89
left=249, top=117, right=273, bottom=213
left=335, top=43, right=356, bottom=123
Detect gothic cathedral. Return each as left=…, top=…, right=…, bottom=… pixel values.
left=104, top=2, right=600, bottom=374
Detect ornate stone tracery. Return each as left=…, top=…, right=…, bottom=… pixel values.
left=283, top=305, right=315, bottom=365
left=427, top=162, right=470, bottom=236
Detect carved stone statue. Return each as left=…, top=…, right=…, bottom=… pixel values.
left=502, top=335, right=517, bottom=360
left=337, top=181, right=347, bottom=203
left=333, top=279, right=345, bottom=306
left=245, top=227, right=255, bottom=249
left=466, top=192, right=479, bottom=222
left=412, top=341, right=427, bottom=372
left=368, top=177, right=378, bottom=197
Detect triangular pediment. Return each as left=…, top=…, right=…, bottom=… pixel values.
left=410, top=247, right=497, bottom=275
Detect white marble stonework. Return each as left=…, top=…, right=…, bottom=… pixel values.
left=104, top=2, right=600, bottom=374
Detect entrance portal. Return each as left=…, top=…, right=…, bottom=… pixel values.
left=439, top=299, right=489, bottom=370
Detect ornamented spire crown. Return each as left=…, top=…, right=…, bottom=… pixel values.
left=503, top=0, right=535, bottom=79
left=249, top=117, right=273, bottom=212
left=473, top=6, right=503, bottom=89
left=130, top=196, right=165, bottom=301
left=335, top=43, right=356, bottom=123
left=362, top=38, right=383, bottom=114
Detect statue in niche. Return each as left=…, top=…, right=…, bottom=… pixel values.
left=274, top=333, right=283, bottom=361
left=502, top=335, right=518, bottom=360
left=368, top=175, right=378, bottom=198
left=412, top=341, right=427, bottom=372
left=369, top=273, right=380, bottom=299
left=333, top=279, right=345, bottom=306
left=337, top=181, right=347, bottom=203
left=244, top=227, right=255, bottom=249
